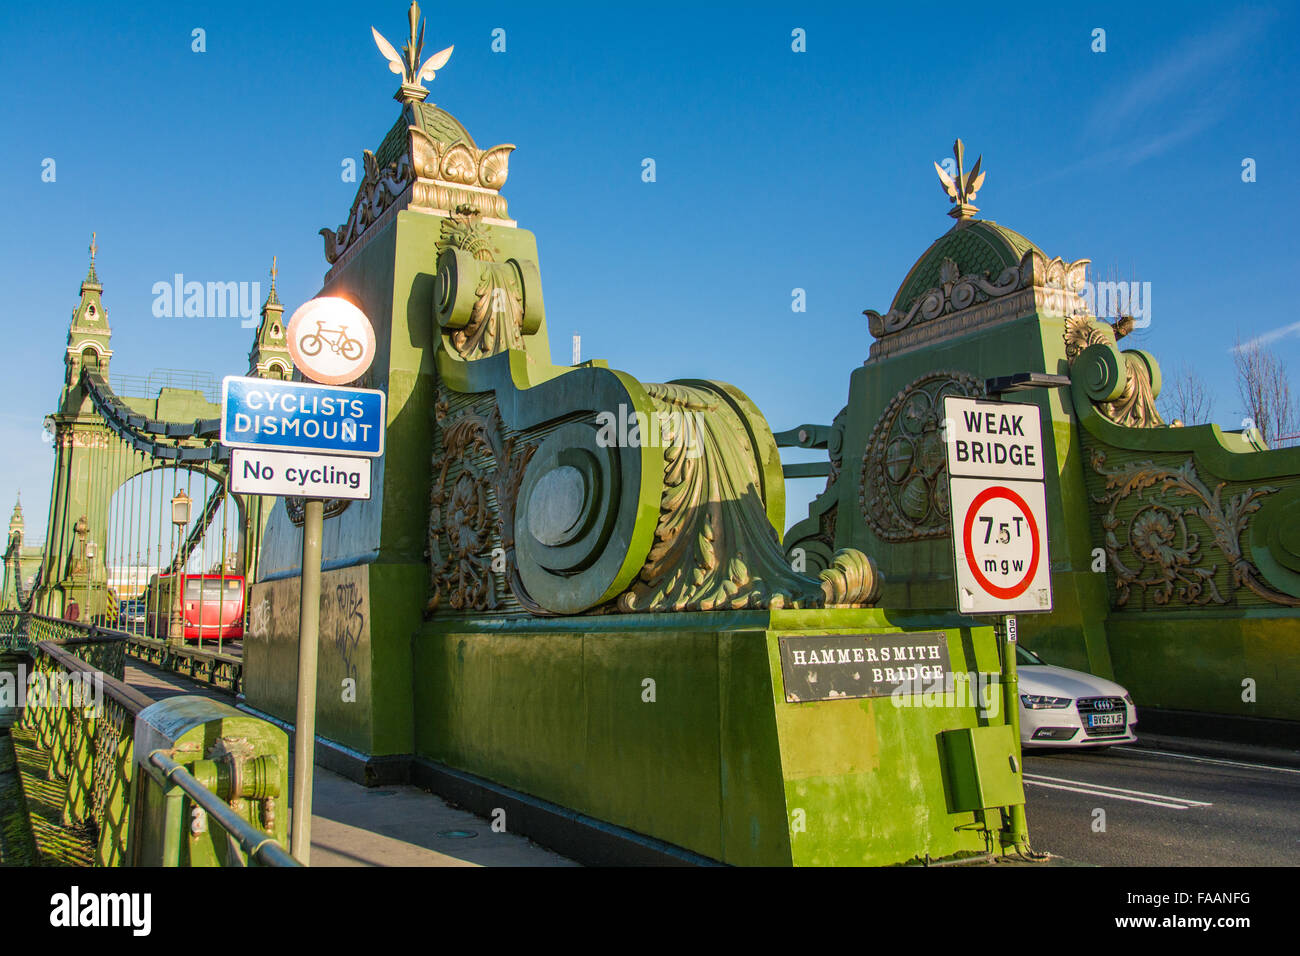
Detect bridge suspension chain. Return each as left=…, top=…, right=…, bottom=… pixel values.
left=56, top=366, right=252, bottom=656
left=80, top=368, right=227, bottom=462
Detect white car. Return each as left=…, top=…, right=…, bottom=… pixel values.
left=1017, top=645, right=1137, bottom=748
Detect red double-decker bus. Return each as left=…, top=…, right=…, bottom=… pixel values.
left=144, top=572, right=245, bottom=642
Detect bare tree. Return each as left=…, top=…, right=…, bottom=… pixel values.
left=1160, top=361, right=1213, bottom=426
left=1233, top=335, right=1300, bottom=447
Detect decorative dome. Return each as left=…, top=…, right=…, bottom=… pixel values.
left=319, top=3, right=517, bottom=269
left=864, top=140, right=1090, bottom=361
left=890, top=220, right=1041, bottom=316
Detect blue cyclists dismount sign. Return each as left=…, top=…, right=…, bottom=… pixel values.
left=220, top=376, right=386, bottom=457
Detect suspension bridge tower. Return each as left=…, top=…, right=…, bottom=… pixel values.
left=2, top=494, right=43, bottom=610
left=36, top=236, right=115, bottom=619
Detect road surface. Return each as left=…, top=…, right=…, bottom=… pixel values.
left=1023, top=744, right=1300, bottom=866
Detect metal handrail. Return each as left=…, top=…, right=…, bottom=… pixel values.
left=35, top=640, right=153, bottom=714
left=15, top=612, right=242, bottom=690
left=25, top=611, right=119, bottom=637
left=148, top=751, right=302, bottom=867
left=25, top=615, right=127, bottom=680
left=23, top=637, right=289, bottom=866
left=26, top=638, right=149, bottom=847
left=125, top=633, right=241, bottom=668
left=0, top=610, right=23, bottom=652
left=111, top=368, right=222, bottom=405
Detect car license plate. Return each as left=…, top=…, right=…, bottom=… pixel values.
left=1089, top=713, right=1123, bottom=727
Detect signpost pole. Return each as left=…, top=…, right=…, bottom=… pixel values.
left=999, top=614, right=1030, bottom=852
left=290, top=497, right=324, bottom=864
left=223, top=295, right=381, bottom=867
left=943, top=396, right=1047, bottom=858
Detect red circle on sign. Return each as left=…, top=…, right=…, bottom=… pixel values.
left=962, top=485, right=1041, bottom=599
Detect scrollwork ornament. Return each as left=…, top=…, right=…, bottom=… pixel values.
left=1063, top=315, right=1110, bottom=364
left=867, top=258, right=1027, bottom=336
left=615, top=383, right=876, bottom=612
left=435, top=206, right=527, bottom=360
left=320, top=151, right=414, bottom=265
left=859, top=371, right=984, bottom=541
left=427, top=405, right=537, bottom=613
left=1091, top=449, right=1300, bottom=608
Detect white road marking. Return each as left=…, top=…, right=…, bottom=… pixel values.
left=1022, top=772, right=1213, bottom=810
left=1116, top=746, right=1300, bottom=776
left=1023, top=779, right=1189, bottom=809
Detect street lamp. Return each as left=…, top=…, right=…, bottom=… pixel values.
left=168, top=490, right=192, bottom=644
left=171, top=490, right=192, bottom=529
left=84, top=540, right=96, bottom=624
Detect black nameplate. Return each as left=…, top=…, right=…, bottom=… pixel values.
left=778, top=632, right=952, bottom=703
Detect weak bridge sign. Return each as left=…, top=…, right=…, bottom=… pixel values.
left=942, top=397, right=1053, bottom=615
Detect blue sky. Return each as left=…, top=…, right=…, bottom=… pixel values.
left=2, top=0, right=1297, bottom=545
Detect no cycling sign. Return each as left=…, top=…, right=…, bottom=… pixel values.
left=943, top=396, right=1053, bottom=614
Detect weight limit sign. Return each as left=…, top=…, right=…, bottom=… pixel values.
left=949, top=476, right=1052, bottom=614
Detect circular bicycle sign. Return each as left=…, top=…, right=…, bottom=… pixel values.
left=286, top=296, right=376, bottom=385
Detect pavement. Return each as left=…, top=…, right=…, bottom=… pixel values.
left=308, top=766, right=577, bottom=867
left=122, top=659, right=576, bottom=867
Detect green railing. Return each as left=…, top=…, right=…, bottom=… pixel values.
left=3, top=613, right=293, bottom=867
left=0, top=610, right=29, bottom=652
left=18, top=638, right=153, bottom=865
left=25, top=614, right=126, bottom=680
left=2, top=610, right=241, bottom=693
left=148, top=751, right=299, bottom=867
left=124, top=634, right=242, bottom=694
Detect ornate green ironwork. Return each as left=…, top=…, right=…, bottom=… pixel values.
left=12, top=638, right=288, bottom=866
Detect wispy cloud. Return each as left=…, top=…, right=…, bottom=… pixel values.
left=1082, top=10, right=1273, bottom=144
left=1229, top=321, right=1300, bottom=353
left=1021, top=10, right=1276, bottom=189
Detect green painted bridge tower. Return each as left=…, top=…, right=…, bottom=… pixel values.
left=38, top=237, right=115, bottom=619
left=248, top=259, right=292, bottom=380
left=2, top=495, right=43, bottom=610
left=244, top=4, right=1028, bottom=867
left=33, top=243, right=279, bottom=621
left=783, top=139, right=1300, bottom=725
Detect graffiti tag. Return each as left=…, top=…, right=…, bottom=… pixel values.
left=334, top=581, right=364, bottom=686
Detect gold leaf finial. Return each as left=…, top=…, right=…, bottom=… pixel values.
left=372, top=2, right=454, bottom=105
left=934, top=138, right=985, bottom=222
